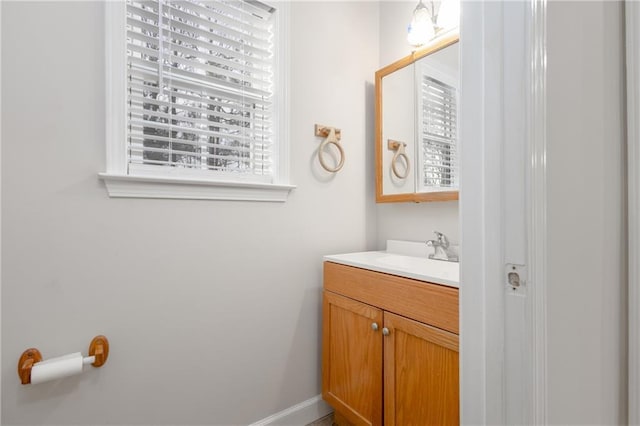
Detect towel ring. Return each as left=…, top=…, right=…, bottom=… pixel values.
left=388, top=140, right=410, bottom=179
left=315, top=125, right=345, bottom=173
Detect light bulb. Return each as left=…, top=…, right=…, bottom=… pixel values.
left=407, top=1, right=435, bottom=46
left=437, top=0, right=460, bottom=32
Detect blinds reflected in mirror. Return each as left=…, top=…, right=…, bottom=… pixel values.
left=126, top=0, right=276, bottom=181
left=420, top=75, right=458, bottom=189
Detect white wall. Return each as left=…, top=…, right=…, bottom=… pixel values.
left=376, top=1, right=459, bottom=248
left=546, top=1, right=627, bottom=423
left=0, top=2, right=379, bottom=424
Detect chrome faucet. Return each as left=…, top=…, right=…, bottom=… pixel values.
left=426, top=231, right=458, bottom=262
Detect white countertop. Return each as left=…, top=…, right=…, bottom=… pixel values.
left=324, top=241, right=459, bottom=288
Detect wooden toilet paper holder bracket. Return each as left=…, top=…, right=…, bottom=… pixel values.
left=18, top=348, right=42, bottom=385
left=88, top=335, right=109, bottom=367
left=18, top=335, right=109, bottom=385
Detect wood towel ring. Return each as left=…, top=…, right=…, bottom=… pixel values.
left=388, top=139, right=410, bottom=179
left=315, top=124, right=345, bottom=173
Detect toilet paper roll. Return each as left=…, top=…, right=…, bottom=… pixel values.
left=30, top=352, right=84, bottom=384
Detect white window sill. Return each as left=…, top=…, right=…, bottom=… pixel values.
left=99, top=173, right=295, bottom=202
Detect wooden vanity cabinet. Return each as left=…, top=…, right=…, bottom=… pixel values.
left=322, top=262, right=459, bottom=426
left=383, top=312, right=459, bottom=425
left=323, top=291, right=383, bottom=425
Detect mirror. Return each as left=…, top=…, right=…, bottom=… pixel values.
left=375, top=34, right=459, bottom=203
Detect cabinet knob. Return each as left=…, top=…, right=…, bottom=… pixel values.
left=371, top=322, right=379, bottom=331
left=382, top=327, right=390, bottom=336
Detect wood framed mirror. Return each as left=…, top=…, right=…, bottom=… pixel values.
left=375, top=33, right=459, bottom=203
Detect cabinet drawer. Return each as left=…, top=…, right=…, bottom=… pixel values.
left=324, top=261, right=458, bottom=334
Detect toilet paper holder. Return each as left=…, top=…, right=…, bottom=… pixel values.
left=18, top=335, right=109, bottom=385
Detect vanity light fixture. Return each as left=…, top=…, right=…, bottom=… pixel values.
left=407, top=0, right=434, bottom=47
left=407, top=0, right=459, bottom=47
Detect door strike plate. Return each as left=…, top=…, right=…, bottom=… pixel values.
left=505, top=263, right=526, bottom=295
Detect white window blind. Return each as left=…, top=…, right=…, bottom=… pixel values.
left=420, top=75, right=458, bottom=189
left=126, top=0, right=276, bottom=182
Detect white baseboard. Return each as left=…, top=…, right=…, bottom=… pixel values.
left=248, top=395, right=333, bottom=426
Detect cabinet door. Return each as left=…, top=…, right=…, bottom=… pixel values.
left=384, top=312, right=459, bottom=426
left=322, top=291, right=383, bottom=426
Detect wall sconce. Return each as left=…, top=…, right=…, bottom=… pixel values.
left=407, top=0, right=460, bottom=47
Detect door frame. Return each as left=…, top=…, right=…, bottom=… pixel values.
left=626, top=2, right=640, bottom=423
left=459, top=0, right=547, bottom=423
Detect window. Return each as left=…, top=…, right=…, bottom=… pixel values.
left=417, top=66, right=458, bottom=193
left=101, top=0, right=293, bottom=201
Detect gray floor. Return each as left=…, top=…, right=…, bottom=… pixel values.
left=305, top=412, right=334, bottom=426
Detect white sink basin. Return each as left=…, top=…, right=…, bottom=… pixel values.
left=324, top=240, right=459, bottom=288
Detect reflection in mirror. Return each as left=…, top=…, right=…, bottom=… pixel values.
left=375, top=33, right=459, bottom=203
left=415, top=42, right=458, bottom=193
left=382, top=63, right=415, bottom=194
